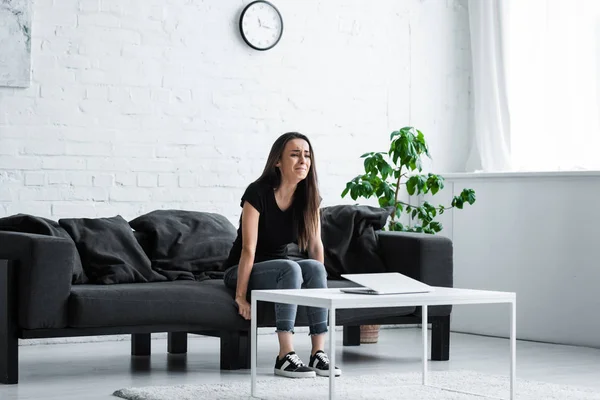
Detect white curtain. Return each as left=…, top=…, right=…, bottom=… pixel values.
left=508, top=0, right=600, bottom=171
left=466, top=0, right=512, bottom=172
left=467, top=0, right=600, bottom=172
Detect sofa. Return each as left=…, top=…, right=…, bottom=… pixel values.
left=0, top=206, right=453, bottom=384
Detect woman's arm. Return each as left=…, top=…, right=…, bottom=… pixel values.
left=307, top=209, right=324, bottom=264
left=235, top=201, right=260, bottom=320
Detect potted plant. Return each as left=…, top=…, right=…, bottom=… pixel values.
left=342, top=126, right=476, bottom=342
left=342, top=126, right=476, bottom=233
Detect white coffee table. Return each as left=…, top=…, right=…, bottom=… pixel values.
left=250, top=287, right=516, bottom=400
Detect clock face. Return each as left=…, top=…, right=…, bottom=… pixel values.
left=239, top=1, right=283, bottom=51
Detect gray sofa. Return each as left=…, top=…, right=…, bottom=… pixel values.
left=0, top=225, right=453, bottom=385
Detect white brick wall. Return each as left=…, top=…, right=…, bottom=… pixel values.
left=0, top=0, right=471, bottom=222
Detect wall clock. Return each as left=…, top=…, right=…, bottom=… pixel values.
left=239, top=1, right=284, bottom=51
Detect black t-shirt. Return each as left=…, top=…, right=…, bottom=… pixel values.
left=223, top=180, right=298, bottom=269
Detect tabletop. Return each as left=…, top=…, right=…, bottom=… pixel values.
left=251, top=287, right=516, bottom=309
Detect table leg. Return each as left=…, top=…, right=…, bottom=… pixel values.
left=422, top=305, right=428, bottom=385
left=251, top=297, right=257, bottom=397
left=329, top=306, right=336, bottom=400
left=510, top=300, right=516, bottom=400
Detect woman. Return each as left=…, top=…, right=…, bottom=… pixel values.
left=223, top=132, right=341, bottom=378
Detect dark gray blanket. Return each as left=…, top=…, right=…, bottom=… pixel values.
left=289, top=205, right=394, bottom=279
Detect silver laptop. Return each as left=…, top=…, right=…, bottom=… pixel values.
left=339, top=272, right=434, bottom=295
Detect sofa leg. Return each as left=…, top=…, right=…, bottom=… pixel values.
left=220, top=331, right=249, bottom=370
left=1, top=260, right=18, bottom=384
left=343, top=325, right=361, bottom=346
left=131, top=333, right=151, bottom=356
left=431, top=316, right=450, bottom=361
left=168, top=332, right=187, bottom=354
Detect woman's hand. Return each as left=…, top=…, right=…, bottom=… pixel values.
left=235, top=296, right=251, bottom=320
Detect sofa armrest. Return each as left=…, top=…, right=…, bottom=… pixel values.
left=377, top=231, right=453, bottom=288
left=0, top=231, right=75, bottom=329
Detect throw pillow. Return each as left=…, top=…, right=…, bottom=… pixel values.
left=0, top=214, right=87, bottom=284
left=59, top=215, right=166, bottom=285
left=129, top=210, right=237, bottom=281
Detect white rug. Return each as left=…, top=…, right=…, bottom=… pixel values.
left=113, top=370, right=600, bottom=400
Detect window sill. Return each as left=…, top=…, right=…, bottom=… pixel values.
left=439, top=170, right=600, bottom=180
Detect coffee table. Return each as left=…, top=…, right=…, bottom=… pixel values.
left=250, top=287, right=516, bottom=400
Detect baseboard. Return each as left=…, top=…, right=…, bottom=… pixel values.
left=18, top=324, right=416, bottom=346
left=19, top=334, right=140, bottom=346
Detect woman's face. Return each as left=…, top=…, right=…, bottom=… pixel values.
left=276, top=138, right=311, bottom=184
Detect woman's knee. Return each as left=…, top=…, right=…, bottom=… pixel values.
left=277, top=260, right=303, bottom=288
left=299, top=260, right=327, bottom=282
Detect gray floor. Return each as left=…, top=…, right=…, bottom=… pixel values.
left=2, top=328, right=600, bottom=400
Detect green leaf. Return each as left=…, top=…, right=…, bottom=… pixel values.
left=364, top=157, right=373, bottom=174
left=415, top=158, right=423, bottom=172
left=454, top=198, right=464, bottom=209
left=462, top=188, right=476, bottom=205
left=389, top=221, right=404, bottom=231
left=350, top=186, right=358, bottom=200
left=406, top=177, right=416, bottom=195
left=426, top=174, right=442, bottom=195
left=406, top=175, right=426, bottom=195
left=379, top=160, right=394, bottom=180
left=429, top=221, right=442, bottom=232
left=395, top=204, right=403, bottom=218
left=422, top=201, right=437, bottom=218
left=341, top=182, right=352, bottom=198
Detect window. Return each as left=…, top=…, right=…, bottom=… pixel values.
left=508, top=0, right=600, bottom=171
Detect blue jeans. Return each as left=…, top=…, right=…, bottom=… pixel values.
left=224, top=259, right=329, bottom=335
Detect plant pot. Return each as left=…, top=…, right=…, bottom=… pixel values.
left=360, top=324, right=380, bottom=344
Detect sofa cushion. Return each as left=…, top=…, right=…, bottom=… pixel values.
left=59, top=216, right=166, bottom=285
left=129, top=210, right=237, bottom=281
left=68, top=279, right=416, bottom=330
left=68, top=280, right=246, bottom=330
left=205, top=279, right=416, bottom=326
left=0, top=213, right=87, bottom=284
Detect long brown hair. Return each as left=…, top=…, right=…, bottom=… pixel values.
left=256, top=132, right=320, bottom=251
